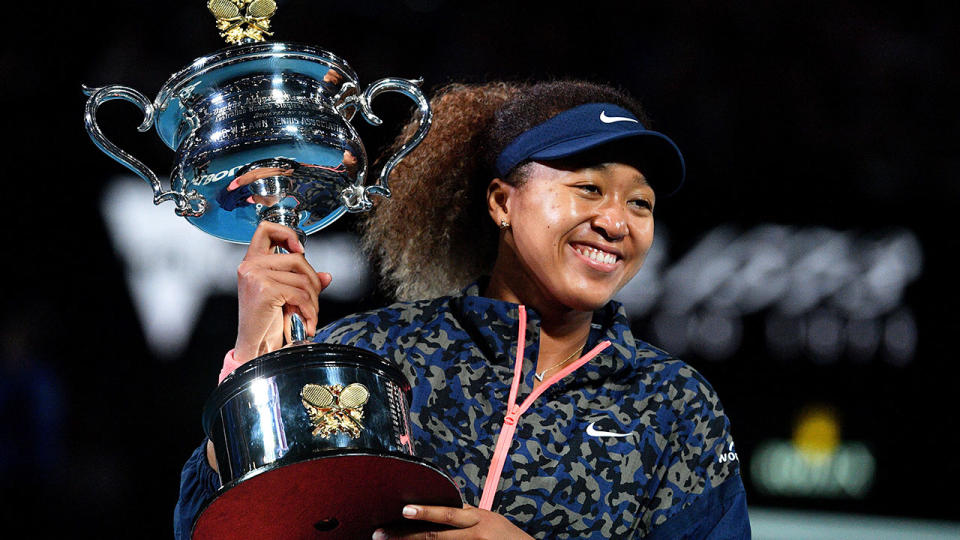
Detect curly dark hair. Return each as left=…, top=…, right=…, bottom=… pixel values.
left=360, top=80, right=650, bottom=301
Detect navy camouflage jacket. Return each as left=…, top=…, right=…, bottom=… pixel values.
left=175, top=283, right=750, bottom=539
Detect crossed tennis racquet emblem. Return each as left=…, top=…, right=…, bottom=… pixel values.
left=301, top=383, right=371, bottom=439
left=207, top=0, right=278, bottom=44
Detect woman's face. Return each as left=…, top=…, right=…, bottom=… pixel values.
left=491, top=160, right=656, bottom=313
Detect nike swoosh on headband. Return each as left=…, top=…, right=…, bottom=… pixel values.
left=599, top=111, right=639, bottom=124
left=586, top=421, right=632, bottom=438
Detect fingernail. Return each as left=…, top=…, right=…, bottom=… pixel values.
left=227, top=178, right=240, bottom=191
left=372, top=529, right=387, bottom=540
left=402, top=505, right=418, bottom=517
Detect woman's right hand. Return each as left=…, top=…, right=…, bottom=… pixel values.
left=234, top=221, right=333, bottom=364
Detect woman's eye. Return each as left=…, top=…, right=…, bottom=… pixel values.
left=630, top=199, right=653, bottom=211
left=577, top=185, right=600, bottom=194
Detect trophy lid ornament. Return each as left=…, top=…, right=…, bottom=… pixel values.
left=208, top=0, right=278, bottom=44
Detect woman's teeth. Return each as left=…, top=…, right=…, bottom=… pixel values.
left=577, top=246, right=617, bottom=264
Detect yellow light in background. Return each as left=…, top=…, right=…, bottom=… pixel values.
left=792, top=405, right=840, bottom=462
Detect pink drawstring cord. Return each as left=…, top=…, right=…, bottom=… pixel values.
left=478, top=306, right=611, bottom=510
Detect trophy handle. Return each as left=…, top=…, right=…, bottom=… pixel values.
left=83, top=85, right=206, bottom=217
left=336, top=78, right=432, bottom=209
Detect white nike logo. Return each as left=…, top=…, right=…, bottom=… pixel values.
left=599, top=111, right=638, bottom=124
left=586, top=421, right=632, bottom=438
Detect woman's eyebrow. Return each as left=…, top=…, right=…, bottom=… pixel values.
left=633, top=175, right=651, bottom=187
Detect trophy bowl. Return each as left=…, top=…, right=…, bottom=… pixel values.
left=84, top=41, right=431, bottom=243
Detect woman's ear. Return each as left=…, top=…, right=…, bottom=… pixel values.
left=487, top=178, right=514, bottom=225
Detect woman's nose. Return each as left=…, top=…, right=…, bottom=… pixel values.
left=592, top=202, right=628, bottom=240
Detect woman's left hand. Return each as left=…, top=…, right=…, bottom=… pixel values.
left=373, top=504, right=534, bottom=540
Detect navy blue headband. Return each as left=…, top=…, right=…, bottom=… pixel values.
left=494, top=102, right=686, bottom=195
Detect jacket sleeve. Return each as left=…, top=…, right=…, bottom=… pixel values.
left=645, top=474, right=750, bottom=540
left=643, top=366, right=751, bottom=539
left=173, top=441, right=221, bottom=540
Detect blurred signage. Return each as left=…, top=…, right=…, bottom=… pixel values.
left=749, top=405, right=876, bottom=498
left=616, top=225, right=922, bottom=365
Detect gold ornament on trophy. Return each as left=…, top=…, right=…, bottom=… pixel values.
left=301, top=383, right=371, bottom=439
left=207, top=0, right=278, bottom=44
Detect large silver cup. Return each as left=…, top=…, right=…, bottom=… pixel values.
left=85, top=41, right=462, bottom=539
left=84, top=41, right=431, bottom=243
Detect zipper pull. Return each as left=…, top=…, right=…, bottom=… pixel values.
left=503, top=407, right=521, bottom=427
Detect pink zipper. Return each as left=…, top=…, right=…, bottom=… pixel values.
left=478, top=305, right=611, bottom=510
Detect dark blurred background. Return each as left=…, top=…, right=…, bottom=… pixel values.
left=3, top=0, right=958, bottom=537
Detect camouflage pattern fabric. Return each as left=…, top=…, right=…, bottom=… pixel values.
left=174, top=282, right=748, bottom=539
left=313, top=283, right=748, bottom=538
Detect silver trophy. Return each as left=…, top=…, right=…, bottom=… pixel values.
left=84, top=3, right=460, bottom=538
left=83, top=45, right=429, bottom=244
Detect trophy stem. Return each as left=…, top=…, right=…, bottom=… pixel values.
left=261, top=207, right=308, bottom=344
left=259, top=206, right=307, bottom=246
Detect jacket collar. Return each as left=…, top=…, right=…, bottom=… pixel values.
left=450, top=280, right=649, bottom=391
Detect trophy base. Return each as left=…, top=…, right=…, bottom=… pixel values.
left=192, top=453, right=462, bottom=540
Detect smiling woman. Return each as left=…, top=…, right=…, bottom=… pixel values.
left=174, top=81, right=750, bottom=539
left=485, top=160, right=656, bottom=315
